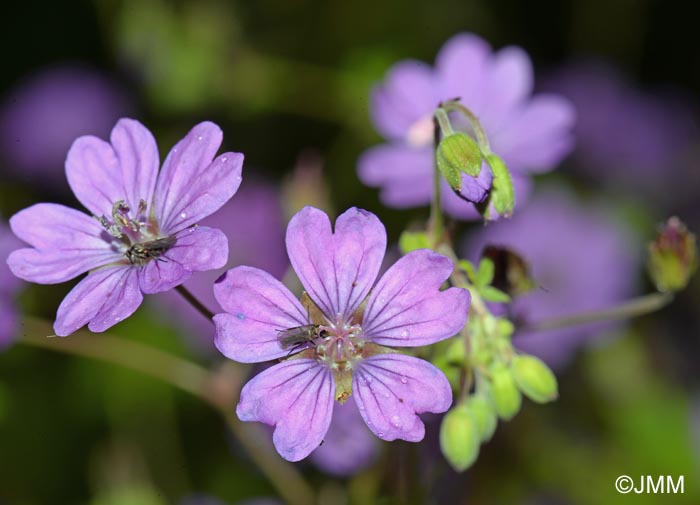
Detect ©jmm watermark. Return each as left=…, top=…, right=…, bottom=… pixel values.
left=615, top=475, right=684, bottom=494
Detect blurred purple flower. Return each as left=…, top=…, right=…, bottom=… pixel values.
left=310, top=401, right=380, bottom=476
left=1, top=218, right=23, bottom=349
left=151, top=179, right=288, bottom=353
left=359, top=33, right=575, bottom=219
left=541, top=61, right=697, bottom=198
left=463, top=189, right=639, bottom=367
left=214, top=206, right=469, bottom=461
left=7, top=119, right=243, bottom=336
left=0, top=65, right=131, bottom=184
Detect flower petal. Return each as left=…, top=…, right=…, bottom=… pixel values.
left=353, top=354, right=452, bottom=441
left=0, top=298, right=18, bottom=350
left=237, top=359, right=335, bottom=461
left=357, top=144, right=433, bottom=208
left=371, top=61, right=438, bottom=141
left=362, top=249, right=469, bottom=347
left=436, top=33, right=491, bottom=108
left=54, top=266, right=143, bottom=336
left=138, top=257, right=190, bottom=295
left=286, top=207, right=386, bottom=320
left=7, top=203, right=121, bottom=283
left=154, top=122, right=244, bottom=233
left=213, top=266, right=308, bottom=363
left=65, top=118, right=159, bottom=217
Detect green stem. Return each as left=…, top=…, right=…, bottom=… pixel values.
left=522, top=292, right=674, bottom=332
left=176, top=284, right=215, bottom=321
left=19, top=317, right=316, bottom=505
left=430, top=116, right=444, bottom=245
left=441, top=100, right=491, bottom=155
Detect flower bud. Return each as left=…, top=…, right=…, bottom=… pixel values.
left=437, top=133, right=483, bottom=193
left=440, top=403, right=480, bottom=472
left=481, top=153, right=514, bottom=219
left=511, top=354, right=558, bottom=404
left=469, top=394, right=497, bottom=442
left=647, top=217, right=698, bottom=293
left=490, top=363, right=521, bottom=420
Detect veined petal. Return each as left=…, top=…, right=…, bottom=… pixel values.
left=138, top=256, right=190, bottom=294
left=236, top=359, right=335, bottom=461
left=154, top=122, right=243, bottom=233
left=362, top=249, right=469, bottom=347
left=54, top=266, right=143, bottom=336
left=66, top=118, right=159, bottom=217
left=286, top=207, right=386, bottom=321
left=214, top=266, right=307, bottom=363
left=353, top=354, right=452, bottom=441
left=8, top=203, right=121, bottom=283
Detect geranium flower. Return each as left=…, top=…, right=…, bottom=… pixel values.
left=214, top=207, right=469, bottom=461
left=358, top=32, right=575, bottom=219
left=7, top=118, right=243, bottom=336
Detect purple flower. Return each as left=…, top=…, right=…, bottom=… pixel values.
left=358, top=33, right=575, bottom=219
left=7, top=119, right=244, bottom=336
left=310, top=401, right=380, bottom=476
left=151, top=179, right=288, bottom=353
left=1, top=219, right=23, bottom=349
left=463, top=189, right=639, bottom=367
left=0, top=65, right=131, bottom=183
left=214, top=207, right=469, bottom=461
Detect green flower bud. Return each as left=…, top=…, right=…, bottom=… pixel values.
left=490, top=363, right=521, bottom=420
left=647, top=217, right=698, bottom=293
left=437, top=132, right=483, bottom=192
left=440, top=403, right=481, bottom=472
left=469, top=394, right=498, bottom=442
left=483, top=153, right=515, bottom=219
left=511, top=354, right=558, bottom=403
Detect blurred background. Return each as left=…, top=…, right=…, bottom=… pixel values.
left=1, top=0, right=699, bottom=504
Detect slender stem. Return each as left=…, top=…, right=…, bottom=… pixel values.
left=19, top=316, right=316, bottom=505
left=176, top=284, right=215, bottom=321
left=430, top=116, right=444, bottom=245
left=442, top=100, right=491, bottom=154
left=522, top=292, right=674, bottom=332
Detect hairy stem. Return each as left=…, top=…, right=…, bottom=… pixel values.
left=441, top=100, right=491, bottom=154
left=522, top=292, right=674, bottom=332
left=430, top=117, right=444, bottom=245
left=19, top=317, right=315, bottom=505
left=175, top=284, right=215, bottom=321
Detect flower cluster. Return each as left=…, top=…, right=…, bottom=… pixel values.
left=213, top=207, right=470, bottom=461
left=359, top=32, right=575, bottom=218
left=7, top=119, right=243, bottom=336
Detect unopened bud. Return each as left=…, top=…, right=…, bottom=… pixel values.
left=469, top=394, right=497, bottom=442
left=437, top=133, right=483, bottom=193
left=647, top=217, right=698, bottom=293
left=490, top=363, right=521, bottom=420
left=481, top=153, right=514, bottom=219
left=440, top=403, right=481, bottom=472
left=511, top=354, right=558, bottom=404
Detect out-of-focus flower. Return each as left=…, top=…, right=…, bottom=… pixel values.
left=214, top=207, right=469, bottom=461
left=7, top=119, right=243, bottom=336
left=152, top=179, right=288, bottom=352
left=311, top=401, right=380, bottom=476
left=541, top=61, right=697, bottom=199
left=647, top=216, right=698, bottom=293
left=1, top=218, right=23, bottom=349
left=463, top=190, right=639, bottom=367
left=359, top=33, right=575, bottom=219
left=0, top=65, right=131, bottom=183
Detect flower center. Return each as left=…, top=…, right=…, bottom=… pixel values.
left=406, top=113, right=435, bottom=148
left=98, top=199, right=175, bottom=266
left=315, top=314, right=365, bottom=371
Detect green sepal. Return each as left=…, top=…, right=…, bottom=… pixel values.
left=440, top=403, right=481, bottom=472
left=484, top=153, right=515, bottom=219
left=479, top=286, right=511, bottom=303
left=489, top=363, right=521, bottom=420
left=511, top=354, right=558, bottom=404
left=437, top=133, right=483, bottom=192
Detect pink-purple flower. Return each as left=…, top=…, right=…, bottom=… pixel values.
left=214, top=207, right=469, bottom=461
left=7, top=119, right=243, bottom=336
left=1, top=218, right=23, bottom=349
left=358, top=32, right=575, bottom=219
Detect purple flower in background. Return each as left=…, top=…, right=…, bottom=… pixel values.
left=310, top=401, right=380, bottom=476
left=152, top=179, right=288, bottom=353
left=7, top=119, right=243, bottom=336
left=541, top=61, right=697, bottom=201
left=0, top=65, right=131, bottom=184
left=214, top=207, right=469, bottom=461
left=359, top=32, right=575, bottom=219
left=463, top=189, right=639, bottom=367
left=1, top=219, right=23, bottom=349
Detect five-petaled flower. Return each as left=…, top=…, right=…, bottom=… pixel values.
left=358, top=32, right=575, bottom=219
left=7, top=118, right=244, bottom=336
left=214, top=206, right=470, bottom=461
